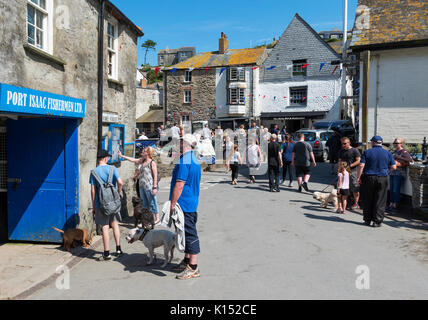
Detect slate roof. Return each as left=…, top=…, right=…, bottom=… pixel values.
left=350, top=0, right=428, bottom=49
left=166, top=47, right=267, bottom=70
left=158, top=47, right=196, bottom=54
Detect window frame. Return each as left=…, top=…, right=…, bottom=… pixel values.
left=184, top=90, right=192, bottom=104
left=229, top=88, right=245, bottom=105
left=27, top=0, right=53, bottom=54
left=292, top=59, right=307, bottom=77
left=184, top=70, right=192, bottom=83
left=107, top=18, right=119, bottom=80
left=289, top=86, right=308, bottom=106
left=229, top=67, right=245, bottom=81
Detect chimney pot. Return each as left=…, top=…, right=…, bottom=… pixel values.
left=219, top=32, right=229, bottom=54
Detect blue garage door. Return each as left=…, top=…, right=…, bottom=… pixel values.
left=7, top=118, right=79, bottom=242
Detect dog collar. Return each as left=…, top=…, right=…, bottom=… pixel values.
left=138, top=229, right=149, bottom=241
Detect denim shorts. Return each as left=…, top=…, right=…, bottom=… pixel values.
left=184, top=212, right=200, bottom=255
left=139, top=187, right=159, bottom=214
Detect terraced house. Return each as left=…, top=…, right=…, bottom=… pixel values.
left=163, top=33, right=268, bottom=130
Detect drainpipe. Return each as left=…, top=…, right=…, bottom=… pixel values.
left=374, top=54, right=380, bottom=136
left=97, top=0, right=106, bottom=151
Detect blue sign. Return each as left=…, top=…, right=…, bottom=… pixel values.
left=0, top=83, right=85, bottom=118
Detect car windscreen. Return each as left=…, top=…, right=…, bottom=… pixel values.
left=301, top=132, right=316, bottom=142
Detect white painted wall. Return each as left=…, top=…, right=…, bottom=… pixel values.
left=136, top=87, right=160, bottom=119
left=359, top=47, right=428, bottom=144
left=257, top=77, right=342, bottom=119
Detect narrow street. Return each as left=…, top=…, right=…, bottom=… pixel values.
left=29, top=163, right=428, bottom=300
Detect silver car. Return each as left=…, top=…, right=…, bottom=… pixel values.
left=294, top=129, right=334, bottom=162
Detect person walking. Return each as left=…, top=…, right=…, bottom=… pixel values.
left=90, top=150, right=124, bottom=261
left=357, top=136, right=396, bottom=227
left=170, top=134, right=202, bottom=279
left=118, top=147, right=160, bottom=225
left=228, top=144, right=242, bottom=185
left=292, top=132, right=316, bottom=192
left=326, top=129, right=342, bottom=174
left=387, top=138, right=413, bottom=213
left=338, top=137, right=361, bottom=210
left=244, top=137, right=262, bottom=184
left=337, top=161, right=351, bottom=214
left=280, top=134, right=294, bottom=187
left=268, top=134, right=283, bottom=192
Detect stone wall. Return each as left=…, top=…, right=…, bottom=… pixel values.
left=165, top=69, right=216, bottom=125
left=409, top=164, right=428, bottom=215
left=0, top=0, right=139, bottom=235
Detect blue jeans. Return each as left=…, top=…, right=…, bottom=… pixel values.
left=139, top=187, right=159, bottom=213
left=389, top=174, right=403, bottom=204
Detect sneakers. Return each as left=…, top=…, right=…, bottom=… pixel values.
left=351, top=203, right=360, bottom=210
left=298, top=185, right=302, bottom=192
left=372, top=222, right=382, bottom=228
left=114, top=249, right=123, bottom=257
left=288, top=182, right=293, bottom=187
left=172, top=259, right=188, bottom=271
left=302, top=182, right=309, bottom=192
left=96, top=254, right=112, bottom=261
left=176, top=265, right=200, bottom=280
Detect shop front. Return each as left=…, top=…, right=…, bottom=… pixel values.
left=0, top=83, right=85, bottom=243
left=260, top=111, right=327, bottom=133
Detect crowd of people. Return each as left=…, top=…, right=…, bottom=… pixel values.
left=89, top=121, right=414, bottom=280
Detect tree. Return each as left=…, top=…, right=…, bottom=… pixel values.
left=141, top=39, right=157, bottom=66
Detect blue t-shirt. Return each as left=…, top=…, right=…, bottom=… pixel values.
left=169, top=151, right=201, bottom=212
left=281, top=142, right=294, bottom=162
left=360, top=145, right=395, bottom=177
left=89, top=164, right=120, bottom=208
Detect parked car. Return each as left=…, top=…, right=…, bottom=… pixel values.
left=312, top=120, right=357, bottom=145
left=294, top=129, right=334, bottom=162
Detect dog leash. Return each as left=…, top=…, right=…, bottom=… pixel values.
left=321, top=176, right=338, bottom=192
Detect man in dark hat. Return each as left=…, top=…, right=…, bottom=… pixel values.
left=357, top=136, right=396, bottom=227
left=90, top=149, right=124, bottom=260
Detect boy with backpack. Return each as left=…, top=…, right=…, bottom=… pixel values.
left=90, top=149, right=124, bottom=261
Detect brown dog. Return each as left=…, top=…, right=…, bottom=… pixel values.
left=132, top=196, right=154, bottom=230
left=52, top=227, right=92, bottom=252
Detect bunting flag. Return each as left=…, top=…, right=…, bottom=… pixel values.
left=339, top=68, right=343, bottom=77
left=220, top=67, right=226, bottom=75
left=274, top=96, right=276, bottom=100
left=302, top=64, right=309, bottom=69
left=252, top=66, right=258, bottom=70
left=319, top=62, right=326, bottom=72
left=171, top=68, right=177, bottom=73
left=155, top=67, right=161, bottom=76
left=332, top=66, right=339, bottom=75
left=188, top=67, right=195, bottom=72
left=205, top=67, right=209, bottom=74
left=266, top=66, right=276, bottom=71
left=302, top=97, right=306, bottom=101
left=283, top=96, right=287, bottom=99
left=263, top=95, right=266, bottom=99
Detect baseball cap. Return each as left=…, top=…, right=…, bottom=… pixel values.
left=97, top=149, right=112, bottom=158
left=370, top=135, right=383, bottom=143
left=182, top=133, right=197, bottom=147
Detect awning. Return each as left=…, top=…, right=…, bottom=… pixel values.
left=260, top=111, right=327, bottom=120
left=136, top=109, right=164, bottom=123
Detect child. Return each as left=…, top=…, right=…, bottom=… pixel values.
left=228, top=145, right=242, bottom=185
left=337, top=161, right=351, bottom=214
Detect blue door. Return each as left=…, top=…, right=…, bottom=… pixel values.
left=7, top=118, right=79, bottom=242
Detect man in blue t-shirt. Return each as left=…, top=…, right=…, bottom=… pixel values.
left=357, top=136, right=396, bottom=228
left=90, top=149, right=123, bottom=261
left=170, top=134, right=202, bottom=280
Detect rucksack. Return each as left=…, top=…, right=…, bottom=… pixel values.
left=91, top=166, right=121, bottom=216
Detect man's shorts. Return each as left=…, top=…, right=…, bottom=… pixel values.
left=295, top=165, right=311, bottom=178
left=350, top=169, right=360, bottom=193
left=94, top=208, right=121, bottom=226
left=184, top=211, right=200, bottom=255
left=330, top=153, right=339, bottom=164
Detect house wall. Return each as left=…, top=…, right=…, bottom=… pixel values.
left=136, top=87, right=160, bottom=119
left=0, top=0, right=139, bottom=233
left=359, top=46, right=428, bottom=144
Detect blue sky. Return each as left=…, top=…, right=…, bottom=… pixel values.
left=111, top=0, right=358, bottom=67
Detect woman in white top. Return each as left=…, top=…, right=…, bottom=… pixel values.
left=228, top=144, right=242, bottom=185
left=118, top=147, right=160, bottom=224
left=337, top=161, right=351, bottom=214
left=224, top=135, right=234, bottom=172
left=244, top=137, right=262, bottom=184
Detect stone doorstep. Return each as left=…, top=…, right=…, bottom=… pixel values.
left=3, top=235, right=104, bottom=300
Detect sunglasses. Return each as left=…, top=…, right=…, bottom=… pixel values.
left=393, top=142, right=401, bottom=145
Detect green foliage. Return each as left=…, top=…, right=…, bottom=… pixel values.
left=142, top=39, right=157, bottom=66
left=146, top=69, right=163, bottom=84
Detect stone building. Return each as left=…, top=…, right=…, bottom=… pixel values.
left=158, top=46, right=196, bottom=66
left=0, top=0, right=143, bottom=242
left=163, top=33, right=267, bottom=131
left=258, top=14, right=352, bottom=132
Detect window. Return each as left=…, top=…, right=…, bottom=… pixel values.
left=292, top=59, right=307, bottom=76
left=320, top=132, right=333, bottom=141
left=107, top=20, right=119, bottom=80
left=185, top=70, right=192, bottom=82
left=229, top=88, right=245, bottom=104
left=180, top=52, right=187, bottom=58
left=27, top=0, right=52, bottom=53
left=229, top=67, right=245, bottom=81
left=184, top=90, right=191, bottom=103
left=159, top=55, right=164, bottom=65
left=290, top=87, right=307, bottom=105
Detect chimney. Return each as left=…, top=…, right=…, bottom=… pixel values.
left=219, top=32, right=228, bottom=54
left=165, top=46, right=169, bottom=52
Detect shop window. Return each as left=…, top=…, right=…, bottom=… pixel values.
left=290, top=87, right=308, bottom=106
left=27, top=0, right=53, bottom=54
left=229, top=88, right=245, bottom=104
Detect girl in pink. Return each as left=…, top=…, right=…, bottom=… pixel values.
left=337, top=161, right=351, bottom=214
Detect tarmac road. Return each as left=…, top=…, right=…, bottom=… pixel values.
left=29, top=163, right=428, bottom=299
